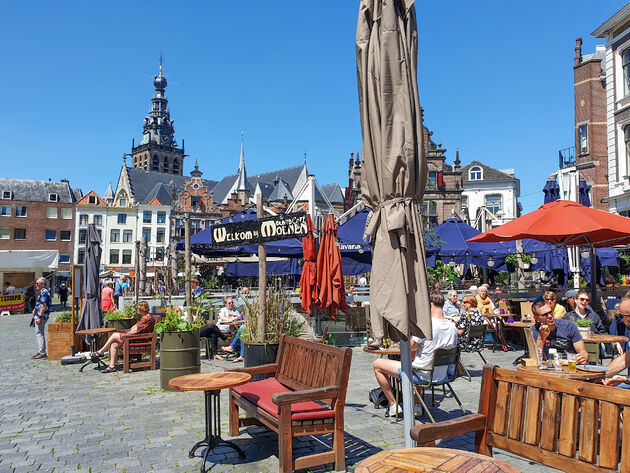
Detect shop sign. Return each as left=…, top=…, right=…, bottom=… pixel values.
left=210, top=212, right=308, bottom=248
left=0, top=293, right=26, bottom=311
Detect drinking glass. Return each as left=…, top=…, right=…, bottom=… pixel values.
left=567, top=353, right=577, bottom=372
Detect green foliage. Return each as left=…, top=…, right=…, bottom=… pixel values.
left=504, top=253, right=532, bottom=266
left=241, top=290, right=303, bottom=344
left=495, top=271, right=510, bottom=286
left=154, top=308, right=204, bottom=334
left=575, top=318, right=593, bottom=327
left=427, top=260, right=458, bottom=285
left=53, top=311, right=77, bottom=323
left=106, top=303, right=138, bottom=320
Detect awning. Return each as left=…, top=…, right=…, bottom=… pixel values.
left=0, top=250, right=59, bottom=271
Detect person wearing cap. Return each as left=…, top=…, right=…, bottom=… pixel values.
left=564, top=289, right=578, bottom=312
left=563, top=289, right=606, bottom=334
left=543, top=290, right=565, bottom=319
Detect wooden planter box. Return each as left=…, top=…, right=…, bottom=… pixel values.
left=48, top=323, right=83, bottom=360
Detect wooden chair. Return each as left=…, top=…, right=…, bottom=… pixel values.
left=121, top=332, right=157, bottom=373
left=519, top=302, right=533, bottom=319
left=523, top=327, right=538, bottom=362
left=411, top=364, right=630, bottom=473
left=584, top=342, right=600, bottom=365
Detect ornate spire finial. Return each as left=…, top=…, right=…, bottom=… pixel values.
left=304, top=149, right=307, bottom=166
left=159, top=51, right=164, bottom=73
left=454, top=146, right=461, bottom=169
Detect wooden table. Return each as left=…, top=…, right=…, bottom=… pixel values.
left=75, top=327, right=117, bottom=372
left=169, top=371, right=251, bottom=473
left=355, top=447, right=520, bottom=473
left=363, top=346, right=401, bottom=357
left=582, top=333, right=628, bottom=344
left=504, top=321, right=534, bottom=329
left=517, top=363, right=606, bottom=381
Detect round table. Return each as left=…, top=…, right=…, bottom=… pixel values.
left=169, top=371, right=252, bottom=473
left=504, top=321, right=534, bottom=329
left=363, top=346, right=401, bottom=356
left=582, top=333, right=628, bottom=344
left=355, top=447, right=521, bottom=473
left=75, top=327, right=118, bottom=372
left=517, top=363, right=606, bottom=382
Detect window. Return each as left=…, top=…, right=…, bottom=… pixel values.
left=96, top=229, right=102, bottom=239
left=427, top=171, right=437, bottom=188
left=163, top=157, right=169, bottom=171
left=0, top=206, right=10, bottom=217
left=123, top=230, right=133, bottom=242
left=155, top=247, right=164, bottom=261
left=143, top=211, right=152, bottom=223
left=59, top=253, right=70, bottom=264
left=157, top=211, right=166, bottom=224
left=2, top=191, right=13, bottom=200
left=623, top=48, right=630, bottom=97
left=578, top=123, right=588, bottom=155
left=119, top=198, right=127, bottom=207
left=110, top=229, right=120, bottom=242
left=0, top=228, right=9, bottom=240
left=156, top=228, right=165, bottom=243
left=79, top=229, right=87, bottom=244
left=45, top=230, right=56, bottom=241
left=88, top=195, right=97, bottom=205
left=14, top=228, right=26, bottom=240
left=60, top=208, right=72, bottom=219
left=117, top=213, right=127, bottom=224
left=142, top=227, right=151, bottom=242
left=122, top=250, right=132, bottom=265
left=77, top=249, right=85, bottom=265
left=60, top=230, right=71, bottom=241
left=625, top=125, right=630, bottom=176
left=48, top=193, right=59, bottom=202
left=46, top=207, right=58, bottom=219
left=152, top=155, right=159, bottom=171
left=191, top=196, right=200, bottom=207
left=485, top=194, right=502, bottom=215
left=110, top=249, right=119, bottom=264
left=421, top=200, right=438, bottom=227
left=93, top=215, right=102, bottom=226
left=469, top=166, right=483, bottom=180
left=79, top=214, right=88, bottom=225
left=461, top=195, right=468, bottom=210
left=15, top=206, right=27, bottom=217
left=173, top=159, right=180, bottom=174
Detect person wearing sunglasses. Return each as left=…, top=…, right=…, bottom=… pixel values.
left=563, top=289, right=606, bottom=334
left=603, top=299, right=630, bottom=388
left=543, top=290, right=566, bottom=319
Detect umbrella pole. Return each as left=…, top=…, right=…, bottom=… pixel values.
left=400, top=340, right=415, bottom=447
left=257, top=194, right=267, bottom=344
left=590, top=246, right=597, bottom=308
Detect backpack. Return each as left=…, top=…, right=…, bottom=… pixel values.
left=368, top=387, right=388, bottom=409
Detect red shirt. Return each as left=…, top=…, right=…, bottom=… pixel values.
left=134, top=313, right=155, bottom=334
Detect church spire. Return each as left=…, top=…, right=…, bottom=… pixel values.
left=235, top=131, right=249, bottom=192
left=140, top=58, right=176, bottom=148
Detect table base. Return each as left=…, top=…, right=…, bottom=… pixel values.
left=191, top=389, right=245, bottom=473
left=79, top=336, right=108, bottom=372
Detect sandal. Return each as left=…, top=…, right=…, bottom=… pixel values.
left=90, top=352, right=104, bottom=359
left=222, top=346, right=235, bottom=353
left=212, top=354, right=225, bottom=361
left=101, top=366, right=116, bottom=373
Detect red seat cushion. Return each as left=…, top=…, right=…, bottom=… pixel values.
left=233, top=377, right=334, bottom=421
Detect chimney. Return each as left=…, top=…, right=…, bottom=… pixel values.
left=575, top=38, right=582, bottom=66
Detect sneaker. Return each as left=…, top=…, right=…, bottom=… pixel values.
left=385, top=403, right=403, bottom=418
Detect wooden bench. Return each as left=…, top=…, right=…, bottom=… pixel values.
left=121, top=332, right=158, bottom=373
left=228, top=335, right=352, bottom=473
left=410, top=364, right=630, bottom=472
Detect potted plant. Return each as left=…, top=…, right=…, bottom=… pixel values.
left=575, top=318, right=593, bottom=339
left=155, top=308, right=204, bottom=390
left=48, top=311, right=81, bottom=360
left=105, top=303, right=138, bottom=331
left=240, top=290, right=304, bottom=367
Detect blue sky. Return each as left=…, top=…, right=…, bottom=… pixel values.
left=1, top=1, right=628, bottom=213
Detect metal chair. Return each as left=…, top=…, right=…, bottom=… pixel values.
left=410, top=347, right=466, bottom=424
left=459, top=323, right=487, bottom=381
left=584, top=342, right=600, bottom=365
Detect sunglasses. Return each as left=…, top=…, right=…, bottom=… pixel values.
left=578, top=297, right=590, bottom=302
left=544, top=298, right=556, bottom=301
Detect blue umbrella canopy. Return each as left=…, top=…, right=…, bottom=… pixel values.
left=579, top=180, right=591, bottom=207
left=543, top=178, right=560, bottom=204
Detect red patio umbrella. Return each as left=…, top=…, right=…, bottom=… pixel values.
left=299, top=214, right=317, bottom=314
left=467, top=200, right=630, bottom=247
left=315, top=214, right=348, bottom=320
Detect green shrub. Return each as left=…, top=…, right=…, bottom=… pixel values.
left=154, top=308, right=204, bottom=334
left=106, top=303, right=138, bottom=321
left=53, top=311, right=77, bottom=323
left=575, top=318, right=593, bottom=327
left=241, top=291, right=303, bottom=344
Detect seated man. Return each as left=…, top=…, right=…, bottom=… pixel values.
left=531, top=299, right=588, bottom=364
left=92, top=301, right=155, bottom=373
left=603, top=299, right=630, bottom=388
left=200, top=297, right=241, bottom=360
left=443, top=290, right=461, bottom=320
left=563, top=289, right=606, bottom=334
left=372, top=291, right=458, bottom=417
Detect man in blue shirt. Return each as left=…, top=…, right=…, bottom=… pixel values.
left=530, top=299, right=588, bottom=364
left=603, top=299, right=630, bottom=388
left=443, top=290, right=461, bottom=319
left=31, top=277, right=51, bottom=359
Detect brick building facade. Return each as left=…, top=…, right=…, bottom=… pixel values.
left=573, top=38, right=608, bottom=210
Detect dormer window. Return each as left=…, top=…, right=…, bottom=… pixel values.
left=2, top=191, right=13, bottom=200
left=48, top=193, right=59, bottom=202
left=469, top=166, right=483, bottom=180
left=88, top=195, right=97, bottom=205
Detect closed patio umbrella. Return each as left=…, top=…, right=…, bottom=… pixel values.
left=299, top=214, right=318, bottom=314
left=76, top=224, right=103, bottom=338
left=314, top=214, right=347, bottom=319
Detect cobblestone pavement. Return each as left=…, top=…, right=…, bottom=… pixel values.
left=0, top=312, right=560, bottom=473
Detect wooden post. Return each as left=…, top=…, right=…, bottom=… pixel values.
left=184, top=212, right=193, bottom=323
left=516, top=239, right=525, bottom=290
left=257, top=194, right=267, bottom=344
left=134, top=240, right=140, bottom=308
left=139, top=238, right=147, bottom=296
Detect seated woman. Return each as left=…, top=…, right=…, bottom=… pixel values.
left=92, top=301, right=155, bottom=373
left=455, top=295, right=486, bottom=352
left=200, top=297, right=241, bottom=360
left=223, top=325, right=245, bottom=363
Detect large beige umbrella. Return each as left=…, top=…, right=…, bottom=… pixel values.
left=356, top=0, right=430, bottom=342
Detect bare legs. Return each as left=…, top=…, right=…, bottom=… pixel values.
left=372, top=358, right=401, bottom=406
left=96, top=332, right=123, bottom=369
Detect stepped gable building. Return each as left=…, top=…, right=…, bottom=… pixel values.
left=460, top=160, right=521, bottom=228
left=0, top=178, right=79, bottom=285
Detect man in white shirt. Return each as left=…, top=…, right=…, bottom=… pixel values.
left=372, top=291, right=458, bottom=417
left=4, top=282, right=15, bottom=295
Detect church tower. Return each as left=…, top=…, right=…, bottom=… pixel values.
left=131, top=61, right=186, bottom=175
